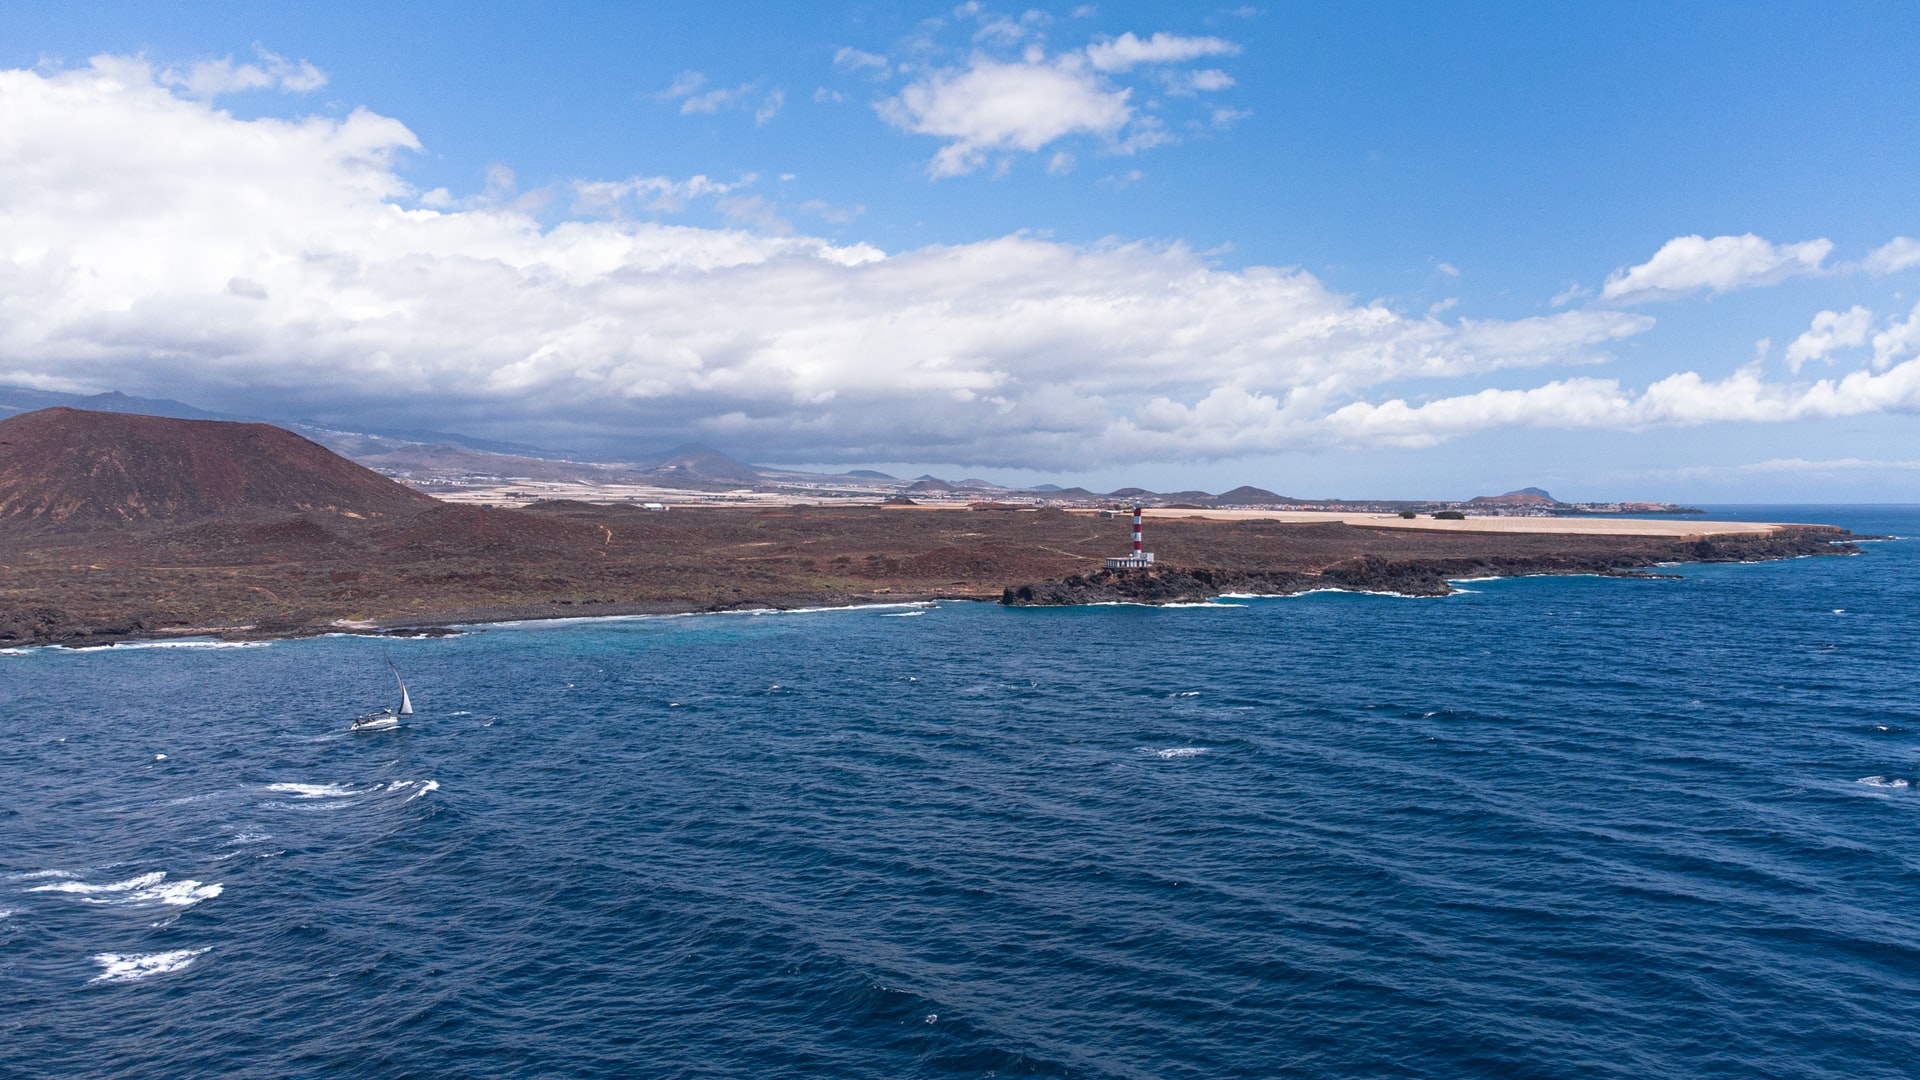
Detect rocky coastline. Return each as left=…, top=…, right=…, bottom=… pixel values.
left=1, top=410, right=1875, bottom=648
left=1001, top=528, right=1859, bottom=606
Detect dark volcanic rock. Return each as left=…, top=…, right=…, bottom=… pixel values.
left=1002, top=567, right=1315, bottom=606
left=1002, top=528, right=1857, bottom=607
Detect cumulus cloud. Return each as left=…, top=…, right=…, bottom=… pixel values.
left=1785, top=305, right=1872, bottom=372
left=877, top=57, right=1131, bottom=177
left=4, top=57, right=1917, bottom=467
left=1865, top=236, right=1920, bottom=275
left=1322, top=363, right=1920, bottom=448
left=875, top=26, right=1241, bottom=177
left=1872, top=300, right=1920, bottom=370
left=1600, top=233, right=1832, bottom=303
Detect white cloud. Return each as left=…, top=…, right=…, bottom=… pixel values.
left=158, top=48, right=326, bottom=99
left=1322, top=363, right=1920, bottom=448
left=1872, top=300, right=1920, bottom=370
left=1550, top=282, right=1589, bottom=307
left=877, top=56, right=1132, bottom=177
left=833, top=47, right=890, bottom=74
left=5, top=58, right=1917, bottom=468
left=658, top=71, right=707, bottom=99
left=715, top=194, right=790, bottom=234
left=570, top=172, right=756, bottom=215
left=875, top=28, right=1239, bottom=177
left=1785, top=305, right=1872, bottom=372
left=1186, top=68, right=1235, bottom=92
left=754, top=90, right=785, bottom=126
left=659, top=71, right=780, bottom=123
left=1724, top=457, right=1920, bottom=473
left=1599, top=233, right=1832, bottom=303
left=1084, top=32, right=1240, bottom=73
left=1208, top=107, right=1251, bottom=129
left=681, top=86, right=743, bottom=114
left=1865, top=236, right=1920, bottom=275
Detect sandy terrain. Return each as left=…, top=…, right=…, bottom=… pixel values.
left=436, top=481, right=1784, bottom=538
left=1095, top=508, right=1784, bottom=537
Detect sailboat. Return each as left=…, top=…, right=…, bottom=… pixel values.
left=351, top=657, right=414, bottom=731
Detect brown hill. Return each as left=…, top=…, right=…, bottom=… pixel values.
left=1213, top=485, right=1297, bottom=506
left=0, top=407, right=437, bottom=533
left=1468, top=487, right=1558, bottom=507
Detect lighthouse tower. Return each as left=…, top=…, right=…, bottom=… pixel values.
left=1103, top=504, right=1156, bottom=569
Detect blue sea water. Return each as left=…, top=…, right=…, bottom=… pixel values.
left=3, top=506, right=1918, bottom=1078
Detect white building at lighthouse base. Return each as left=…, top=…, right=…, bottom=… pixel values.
left=1104, top=552, right=1155, bottom=569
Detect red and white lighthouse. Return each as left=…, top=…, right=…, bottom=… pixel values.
left=1104, top=503, right=1156, bottom=569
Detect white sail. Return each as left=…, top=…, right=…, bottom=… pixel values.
left=390, top=660, right=414, bottom=715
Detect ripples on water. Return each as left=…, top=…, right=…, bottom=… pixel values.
left=3, top=506, right=1917, bottom=1077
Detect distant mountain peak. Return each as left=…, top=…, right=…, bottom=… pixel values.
left=1468, top=487, right=1558, bottom=506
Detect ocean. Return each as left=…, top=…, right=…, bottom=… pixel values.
left=3, top=506, right=1917, bottom=1078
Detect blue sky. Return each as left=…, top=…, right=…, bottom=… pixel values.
left=4, top=1, right=1919, bottom=499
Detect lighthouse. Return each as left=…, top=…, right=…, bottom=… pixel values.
left=1103, top=503, right=1156, bottom=569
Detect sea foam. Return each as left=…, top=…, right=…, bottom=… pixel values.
left=1856, top=776, right=1911, bottom=790
left=30, top=872, right=222, bottom=908
left=57, top=639, right=270, bottom=652
left=90, top=948, right=210, bottom=984
left=265, top=782, right=359, bottom=799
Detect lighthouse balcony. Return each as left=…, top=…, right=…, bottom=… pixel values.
left=1103, top=553, right=1156, bottom=569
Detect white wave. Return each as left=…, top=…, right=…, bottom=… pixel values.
left=0, top=908, right=13, bottom=919
left=0, top=647, right=28, bottom=656
left=30, top=872, right=222, bottom=908
left=1147, top=747, right=1208, bottom=759
left=264, top=782, right=358, bottom=798
left=1857, top=776, right=1911, bottom=790
left=1168, top=691, right=1201, bottom=698
left=1218, top=587, right=1445, bottom=600
left=406, top=780, right=440, bottom=801
left=464, top=600, right=941, bottom=632
left=14, top=869, right=75, bottom=881
left=880, top=610, right=928, bottom=617
left=57, top=639, right=269, bottom=652
left=31, top=871, right=164, bottom=896
left=90, top=948, right=210, bottom=984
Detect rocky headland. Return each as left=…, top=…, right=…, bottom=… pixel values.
left=1000, top=527, right=1852, bottom=606
left=0, top=408, right=1866, bottom=647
